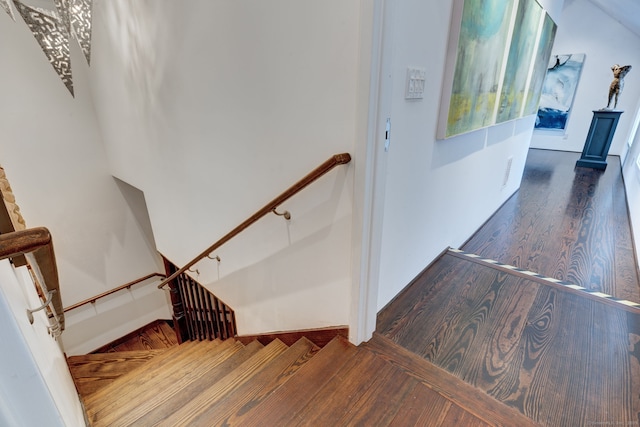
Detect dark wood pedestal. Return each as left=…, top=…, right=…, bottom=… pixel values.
left=576, top=110, right=623, bottom=170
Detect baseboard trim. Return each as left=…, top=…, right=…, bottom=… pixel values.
left=235, top=326, right=348, bottom=348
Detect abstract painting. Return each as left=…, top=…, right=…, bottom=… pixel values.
left=523, top=12, right=558, bottom=116
left=439, top=0, right=515, bottom=138
left=535, top=53, right=586, bottom=131
left=496, top=0, right=542, bottom=123
left=438, top=0, right=558, bottom=139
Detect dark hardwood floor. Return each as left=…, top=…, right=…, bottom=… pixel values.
left=377, top=149, right=640, bottom=426
left=463, top=149, right=640, bottom=303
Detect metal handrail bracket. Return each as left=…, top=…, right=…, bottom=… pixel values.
left=63, top=272, right=166, bottom=312
left=0, top=227, right=65, bottom=332
left=158, top=152, right=351, bottom=289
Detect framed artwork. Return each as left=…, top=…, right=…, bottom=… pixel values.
left=535, top=53, right=586, bottom=131
left=437, top=0, right=515, bottom=139
left=437, top=0, right=558, bottom=139
left=523, top=13, right=558, bottom=117
left=496, top=0, right=543, bottom=123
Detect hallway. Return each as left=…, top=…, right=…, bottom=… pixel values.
left=463, top=148, right=640, bottom=303
left=377, top=149, right=640, bottom=426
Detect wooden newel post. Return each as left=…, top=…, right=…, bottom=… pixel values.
left=162, top=257, right=190, bottom=344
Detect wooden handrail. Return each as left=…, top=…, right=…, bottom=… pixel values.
left=0, top=227, right=64, bottom=331
left=63, top=272, right=166, bottom=312
left=158, top=152, right=352, bottom=289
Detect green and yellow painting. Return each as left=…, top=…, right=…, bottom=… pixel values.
left=496, top=0, right=542, bottom=123
left=523, top=13, right=557, bottom=116
left=446, top=0, right=515, bottom=138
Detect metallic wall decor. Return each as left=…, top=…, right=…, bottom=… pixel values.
left=54, top=0, right=71, bottom=34
left=71, top=0, right=92, bottom=65
left=10, top=0, right=93, bottom=96
left=1, top=0, right=15, bottom=20
left=13, top=0, right=74, bottom=96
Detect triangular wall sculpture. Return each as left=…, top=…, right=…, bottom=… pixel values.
left=13, top=1, right=74, bottom=96
left=1, top=0, right=15, bottom=20
left=71, top=0, right=92, bottom=66
left=54, top=0, right=71, bottom=35
left=9, top=0, right=93, bottom=96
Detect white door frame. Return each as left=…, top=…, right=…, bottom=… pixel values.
left=349, top=0, right=394, bottom=344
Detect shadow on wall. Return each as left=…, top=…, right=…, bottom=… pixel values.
left=177, top=164, right=352, bottom=288
left=432, top=115, right=538, bottom=169
left=98, top=1, right=174, bottom=113
left=113, top=177, right=163, bottom=271
left=62, top=277, right=171, bottom=355
left=432, top=128, right=486, bottom=168
left=203, top=214, right=352, bottom=335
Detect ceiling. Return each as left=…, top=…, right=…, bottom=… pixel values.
left=15, top=0, right=640, bottom=39
left=588, top=0, right=640, bottom=38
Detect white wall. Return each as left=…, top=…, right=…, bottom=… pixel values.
left=0, top=260, right=85, bottom=426
left=0, top=6, right=169, bottom=353
left=623, top=97, right=640, bottom=268
left=375, top=0, right=564, bottom=310
left=530, top=0, right=640, bottom=154
left=1, top=0, right=577, bottom=350
left=62, top=276, right=172, bottom=355
left=89, top=0, right=363, bottom=335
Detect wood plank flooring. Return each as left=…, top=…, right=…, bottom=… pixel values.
left=378, top=149, right=640, bottom=426
left=74, top=148, right=639, bottom=425
left=377, top=252, right=640, bottom=426
left=462, top=149, right=640, bottom=302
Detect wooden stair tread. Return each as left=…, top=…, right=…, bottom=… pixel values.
left=362, top=332, right=542, bottom=427
left=68, top=349, right=166, bottom=398
left=75, top=333, right=538, bottom=426
left=290, top=346, right=390, bottom=423
left=87, top=339, right=243, bottom=427
left=325, top=349, right=491, bottom=427
left=388, top=378, right=461, bottom=425
left=127, top=340, right=266, bottom=427
left=84, top=340, right=217, bottom=415
left=158, top=339, right=290, bottom=426
left=68, top=349, right=166, bottom=376
left=140, top=320, right=179, bottom=349
left=238, top=335, right=358, bottom=426
left=68, top=349, right=166, bottom=364
left=187, top=337, right=320, bottom=426
left=328, top=359, right=422, bottom=426
left=97, top=320, right=179, bottom=353
left=82, top=340, right=202, bottom=408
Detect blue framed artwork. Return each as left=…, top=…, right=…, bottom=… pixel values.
left=535, top=53, right=586, bottom=131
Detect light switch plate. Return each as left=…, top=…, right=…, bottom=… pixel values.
left=405, top=67, right=426, bottom=99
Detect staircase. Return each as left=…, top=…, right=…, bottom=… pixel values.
left=69, top=333, right=539, bottom=426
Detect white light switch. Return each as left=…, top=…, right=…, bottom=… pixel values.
left=405, top=67, right=426, bottom=99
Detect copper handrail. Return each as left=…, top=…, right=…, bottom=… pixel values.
left=158, top=152, right=352, bottom=289
left=63, top=272, right=166, bottom=312
left=0, top=227, right=64, bottom=331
